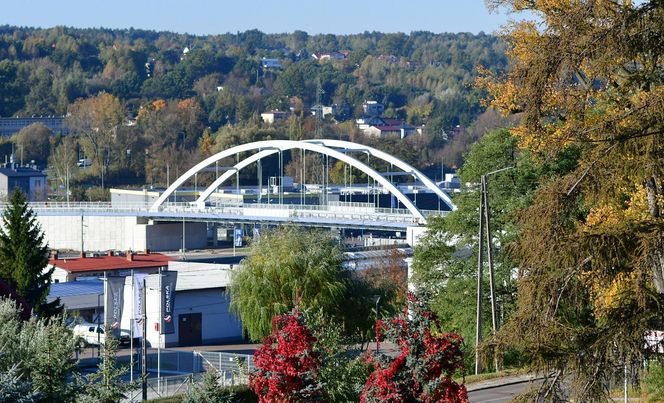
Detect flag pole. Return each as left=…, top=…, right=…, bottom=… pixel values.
left=130, top=269, right=134, bottom=383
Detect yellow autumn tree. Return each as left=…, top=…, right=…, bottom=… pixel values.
left=479, top=1, right=664, bottom=400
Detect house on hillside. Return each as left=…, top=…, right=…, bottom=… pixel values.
left=312, top=51, right=349, bottom=61
left=363, top=101, right=385, bottom=116
left=261, top=57, right=282, bottom=69
left=356, top=116, right=417, bottom=139
left=260, top=110, right=289, bottom=124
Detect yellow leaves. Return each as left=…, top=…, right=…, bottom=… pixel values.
left=582, top=270, right=638, bottom=321
left=582, top=185, right=653, bottom=232
left=584, top=204, right=622, bottom=229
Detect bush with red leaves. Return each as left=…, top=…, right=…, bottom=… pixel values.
left=250, top=308, right=322, bottom=402
left=360, top=293, right=468, bottom=403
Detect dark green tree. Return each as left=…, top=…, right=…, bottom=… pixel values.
left=78, top=326, right=134, bottom=403
left=0, top=190, right=61, bottom=316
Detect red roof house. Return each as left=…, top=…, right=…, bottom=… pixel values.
left=47, top=251, right=173, bottom=283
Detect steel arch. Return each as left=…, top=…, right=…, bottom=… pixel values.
left=303, top=139, right=456, bottom=211
left=150, top=140, right=426, bottom=221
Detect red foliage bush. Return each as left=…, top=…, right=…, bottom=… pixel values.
left=250, top=308, right=321, bottom=402
left=360, top=293, right=468, bottom=403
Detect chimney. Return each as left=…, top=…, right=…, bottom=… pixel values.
left=50, top=250, right=59, bottom=260
left=144, top=248, right=151, bottom=255
left=107, top=250, right=114, bottom=257
left=126, top=251, right=134, bottom=262
left=80, top=251, right=85, bottom=259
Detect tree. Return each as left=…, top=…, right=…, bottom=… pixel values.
left=0, top=365, right=40, bottom=403
left=413, top=129, right=547, bottom=369
left=0, top=298, right=80, bottom=402
left=0, top=190, right=61, bottom=316
left=14, top=123, right=52, bottom=166
left=67, top=92, right=124, bottom=181
left=229, top=226, right=350, bottom=341
left=479, top=0, right=664, bottom=399
left=360, top=293, right=468, bottom=403
left=182, top=369, right=236, bottom=403
left=78, top=326, right=134, bottom=403
left=48, top=136, right=78, bottom=198
left=250, top=308, right=322, bottom=402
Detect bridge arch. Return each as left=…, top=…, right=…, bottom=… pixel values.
left=150, top=140, right=427, bottom=222
left=303, top=139, right=456, bottom=211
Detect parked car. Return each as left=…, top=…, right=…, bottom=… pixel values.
left=77, top=158, right=91, bottom=168
left=72, top=323, right=130, bottom=346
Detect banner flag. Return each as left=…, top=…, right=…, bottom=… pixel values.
left=132, top=273, right=148, bottom=338
left=234, top=227, right=243, bottom=247
left=160, top=271, right=178, bottom=334
left=105, top=276, right=125, bottom=338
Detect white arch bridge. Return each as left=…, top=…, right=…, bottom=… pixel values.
left=29, top=139, right=455, bottom=232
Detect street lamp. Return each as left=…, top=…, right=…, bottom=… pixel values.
left=475, top=166, right=512, bottom=375
left=373, top=295, right=381, bottom=353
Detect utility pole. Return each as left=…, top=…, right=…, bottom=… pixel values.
left=474, top=180, right=486, bottom=375
left=475, top=166, right=512, bottom=375
left=315, top=77, right=324, bottom=139
left=141, top=278, right=147, bottom=401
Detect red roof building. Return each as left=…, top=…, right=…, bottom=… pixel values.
left=47, top=252, right=173, bottom=283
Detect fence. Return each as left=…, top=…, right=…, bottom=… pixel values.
left=123, top=350, right=254, bottom=402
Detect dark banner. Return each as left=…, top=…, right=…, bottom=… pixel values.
left=160, top=270, right=177, bottom=334
left=105, top=276, right=125, bottom=338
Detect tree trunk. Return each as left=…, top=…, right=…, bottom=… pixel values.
left=646, top=177, right=664, bottom=293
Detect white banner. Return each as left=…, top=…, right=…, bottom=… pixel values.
left=133, top=273, right=148, bottom=338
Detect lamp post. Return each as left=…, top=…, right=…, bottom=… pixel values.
left=475, top=166, right=512, bottom=375
left=373, top=295, right=381, bottom=353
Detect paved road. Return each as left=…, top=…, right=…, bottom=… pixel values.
left=469, top=379, right=540, bottom=403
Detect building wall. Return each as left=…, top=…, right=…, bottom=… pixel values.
left=34, top=215, right=207, bottom=252
left=142, top=287, right=243, bottom=348
left=145, top=222, right=207, bottom=251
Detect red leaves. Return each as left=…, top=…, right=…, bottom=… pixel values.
left=250, top=309, right=321, bottom=403
left=361, top=293, right=469, bottom=403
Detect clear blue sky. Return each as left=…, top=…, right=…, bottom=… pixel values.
left=2, top=1, right=519, bottom=35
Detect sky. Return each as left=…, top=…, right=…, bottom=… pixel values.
left=1, top=1, right=521, bottom=36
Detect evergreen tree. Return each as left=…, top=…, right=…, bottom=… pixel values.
left=0, top=190, right=61, bottom=316
left=0, top=365, right=40, bottom=403
left=78, top=326, right=134, bottom=403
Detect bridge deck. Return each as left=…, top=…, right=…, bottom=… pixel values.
left=19, top=202, right=448, bottom=230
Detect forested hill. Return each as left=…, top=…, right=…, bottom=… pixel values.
left=0, top=26, right=510, bottom=190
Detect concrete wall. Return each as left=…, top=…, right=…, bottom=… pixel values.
left=145, top=222, right=207, bottom=251
left=34, top=215, right=208, bottom=252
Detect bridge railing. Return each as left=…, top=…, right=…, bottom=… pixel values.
left=21, top=201, right=447, bottom=225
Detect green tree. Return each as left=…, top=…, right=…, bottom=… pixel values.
left=480, top=0, right=664, bottom=399
left=78, top=326, right=133, bottom=403
left=14, top=123, right=52, bottom=166
left=0, top=190, right=61, bottom=316
left=0, top=365, right=40, bottom=403
left=0, top=299, right=80, bottom=403
left=229, top=226, right=350, bottom=341
left=182, top=370, right=237, bottom=403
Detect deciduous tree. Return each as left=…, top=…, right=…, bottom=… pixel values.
left=479, top=0, right=664, bottom=399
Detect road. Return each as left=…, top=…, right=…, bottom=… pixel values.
left=468, top=379, right=540, bottom=403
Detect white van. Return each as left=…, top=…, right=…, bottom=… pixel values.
left=72, top=323, right=130, bottom=346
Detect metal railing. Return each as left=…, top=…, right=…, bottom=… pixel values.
left=18, top=200, right=448, bottom=226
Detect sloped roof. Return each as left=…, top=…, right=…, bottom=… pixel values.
left=49, top=253, right=173, bottom=273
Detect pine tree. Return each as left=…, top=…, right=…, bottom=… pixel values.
left=0, top=189, right=61, bottom=316
left=78, top=326, right=134, bottom=403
